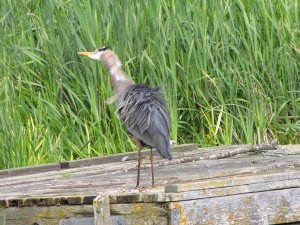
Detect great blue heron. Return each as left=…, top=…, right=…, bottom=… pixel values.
left=78, top=46, right=172, bottom=188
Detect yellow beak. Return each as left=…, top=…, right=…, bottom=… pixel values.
left=78, top=52, right=95, bottom=56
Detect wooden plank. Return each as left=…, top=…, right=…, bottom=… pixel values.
left=165, top=170, right=300, bottom=193
left=1, top=156, right=299, bottom=205
left=108, top=177, right=300, bottom=204
left=108, top=169, right=300, bottom=204
left=176, top=177, right=300, bottom=201
left=109, top=192, right=181, bottom=204
left=0, top=145, right=299, bottom=225
left=6, top=167, right=298, bottom=207
left=94, top=195, right=111, bottom=225
left=65, top=144, right=197, bottom=169
left=168, top=188, right=300, bottom=225
left=0, top=144, right=197, bottom=178
left=1, top=152, right=294, bottom=189
left=0, top=163, right=61, bottom=178
left=153, top=154, right=300, bottom=185
left=109, top=188, right=300, bottom=224
left=1, top=145, right=299, bottom=207
left=0, top=205, right=94, bottom=225
left=0, top=160, right=135, bottom=187
left=59, top=218, right=94, bottom=225
left=1, top=195, right=96, bottom=208
left=110, top=202, right=169, bottom=225
left=1, top=154, right=298, bottom=202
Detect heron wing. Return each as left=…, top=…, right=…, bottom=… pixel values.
left=118, top=84, right=172, bottom=160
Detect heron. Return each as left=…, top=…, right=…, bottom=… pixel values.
left=78, top=46, right=172, bottom=188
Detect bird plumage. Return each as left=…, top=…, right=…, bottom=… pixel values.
left=118, top=84, right=172, bottom=160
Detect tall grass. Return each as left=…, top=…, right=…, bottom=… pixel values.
left=0, top=0, right=299, bottom=169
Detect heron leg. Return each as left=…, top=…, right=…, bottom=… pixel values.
left=150, top=148, right=155, bottom=187
left=135, top=138, right=142, bottom=189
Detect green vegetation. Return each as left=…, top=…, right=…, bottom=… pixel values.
left=0, top=0, right=299, bottom=169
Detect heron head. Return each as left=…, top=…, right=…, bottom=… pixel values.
left=78, top=46, right=112, bottom=62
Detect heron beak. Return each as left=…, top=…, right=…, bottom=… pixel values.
left=78, top=52, right=95, bottom=56
left=78, top=51, right=100, bottom=60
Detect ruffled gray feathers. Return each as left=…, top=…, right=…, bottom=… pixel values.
left=118, top=84, right=172, bottom=160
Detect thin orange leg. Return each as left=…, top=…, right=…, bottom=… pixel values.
left=135, top=138, right=142, bottom=189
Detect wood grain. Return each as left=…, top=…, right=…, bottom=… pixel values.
left=1, top=144, right=300, bottom=225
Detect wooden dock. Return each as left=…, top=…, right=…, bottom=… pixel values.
left=1, top=143, right=300, bottom=225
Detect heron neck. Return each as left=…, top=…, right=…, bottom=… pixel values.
left=109, top=70, right=134, bottom=98
left=101, top=52, right=134, bottom=99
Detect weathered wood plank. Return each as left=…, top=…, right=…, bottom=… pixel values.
left=0, top=145, right=299, bottom=207
left=0, top=144, right=197, bottom=178
left=0, top=145, right=300, bottom=225
left=0, top=163, right=61, bottom=178
left=59, top=218, right=94, bottom=225
left=0, top=205, right=94, bottom=225
left=1, top=195, right=96, bottom=208
left=63, top=144, right=197, bottom=169
left=107, top=188, right=300, bottom=225
left=94, top=195, right=111, bottom=225
left=1, top=153, right=296, bottom=188
left=0, top=158, right=298, bottom=202
left=165, top=170, right=300, bottom=193
left=108, top=173, right=300, bottom=204
left=110, top=202, right=169, bottom=225
left=168, top=188, right=300, bottom=225
left=0, top=145, right=198, bottom=190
